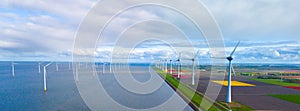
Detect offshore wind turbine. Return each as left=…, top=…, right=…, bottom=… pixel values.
left=212, top=41, right=240, bottom=103
left=92, top=63, right=96, bottom=76
left=69, top=62, right=71, bottom=70
left=109, top=62, right=112, bottom=73
left=38, top=62, right=41, bottom=74
left=43, top=62, right=52, bottom=92
left=75, top=63, right=79, bottom=82
left=191, top=50, right=200, bottom=85
left=102, top=62, right=106, bottom=74
left=55, top=62, right=58, bottom=72
left=12, top=62, right=15, bottom=78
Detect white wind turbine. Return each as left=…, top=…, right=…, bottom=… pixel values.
left=102, top=62, right=106, bottom=74
left=92, top=63, right=96, bottom=76
left=161, top=60, right=163, bottom=70
left=191, top=50, right=200, bottom=85
left=169, top=59, right=173, bottom=75
left=69, top=62, right=71, bottom=70
left=75, top=63, right=79, bottom=82
left=55, top=62, right=58, bottom=72
left=38, top=62, right=41, bottom=74
left=109, top=62, right=112, bottom=73
left=161, top=60, right=164, bottom=70
left=164, top=59, right=168, bottom=72
left=212, top=41, right=240, bottom=103
left=43, top=62, right=52, bottom=92
left=12, top=62, right=15, bottom=78
left=176, top=53, right=182, bottom=78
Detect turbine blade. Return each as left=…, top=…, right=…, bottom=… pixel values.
left=45, top=62, right=52, bottom=67
left=230, top=41, right=240, bottom=57
left=231, top=63, right=236, bottom=76
left=193, top=50, right=200, bottom=59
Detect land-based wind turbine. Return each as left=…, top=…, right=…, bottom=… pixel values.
left=191, top=50, right=200, bottom=85
left=75, top=63, right=79, bottom=82
left=212, top=41, right=240, bottom=103
left=161, top=60, right=164, bottom=70
left=164, top=59, right=168, bottom=72
left=176, top=53, right=182, bottom=78
left=225, top=41, right=240, bottom=103
left=169, top=59, right=173, bottom=74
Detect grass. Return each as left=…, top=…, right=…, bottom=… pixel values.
left=250, top=78, right=300, bottom=86
left=268, top=94, right=300, bottom=104
left=154, top=67, right=253, bottom=111
left=219, top=102, right=254, bottom=111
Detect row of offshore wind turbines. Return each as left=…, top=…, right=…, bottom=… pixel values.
left=8, top=61, right=127, bottom=92
left=154, top=41, right=240, bottom=103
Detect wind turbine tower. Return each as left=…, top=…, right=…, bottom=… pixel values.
left=44, top=63, right=52, bottom=92
left=176, top=53, right=182, bottom=78
left=12, top=62, right=15, bottom=78
left=169, top=60, right=173, bottom=74
left=191, top=50, right=200, bottom=85
left=38, top=63, right=41, bottom=74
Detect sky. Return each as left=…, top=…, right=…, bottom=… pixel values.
left=0, top=0, right=300, bottom=63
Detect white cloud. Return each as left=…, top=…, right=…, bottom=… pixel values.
left=0, top=41, right=22, bottom=48
left=0, top=0, right=299, bottom=63
left=201, top=0, right=300, bottom=41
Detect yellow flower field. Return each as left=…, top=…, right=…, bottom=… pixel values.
left=212, top=80, right=255, bottom=86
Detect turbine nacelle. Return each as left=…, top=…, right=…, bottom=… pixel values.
left=226, top=56, right=233, bottom=61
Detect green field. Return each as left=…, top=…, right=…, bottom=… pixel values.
left=268, top=94, right=300, bottom=104
left=250, top=78, right=300, bottom=86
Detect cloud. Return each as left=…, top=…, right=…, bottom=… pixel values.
left=201, top=0, right=300, bottom=41
left=0, top=0, right=97, bottom=60
left=0, top=41, right=22, bottom=48
left=0, top=0, right=299, bottom=63
left=233, top=41, right=300, bottom=63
